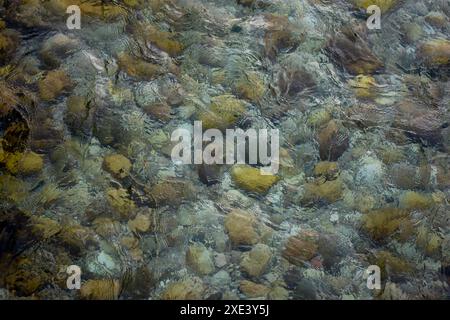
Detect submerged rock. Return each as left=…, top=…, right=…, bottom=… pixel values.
left=239, top=280, right=270, bottom=298
left=318, top=120, right=349, bottom=161
left=103, top=153, right=132, bottom=179
left=224, top=209, right=267, bottom=246
left=282, top=230, right=319, bottom=266
left=186, top=243, right=215, bottom=275
left=38, top=70, right=73, bottom=101
left=117, top=52, right=162, bottom=81
left=198, top=95, right=246, bottom=131
left=80, top=279, right=120, bottom=300
left=161, top=277, right=204, bottom=300
left=362, top=208, right=412, bottom=241
left=240, top=243, right=272, bottom=277
left=327, top=28, right=383, bottom=75
left=39, top=33, right=79, bottom=69
left=230, top=165, right=279, bottom=194
left=417, top=39, right=450, bottom=69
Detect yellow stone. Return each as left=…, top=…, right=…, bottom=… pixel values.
left=5, top=151, right=44, bottom=175
left=399, top=191, right=433, bottom=210
left=418, top=39, right=450, bottom=67
left=80, top=279, right=120, bottom=300
left=351, top=0, right=398, bottom=13
left=235, top=72, right=266, bottom=102
left=231, top=164, right=279, bottom=194
left=103, top=153, right=132, bottom=179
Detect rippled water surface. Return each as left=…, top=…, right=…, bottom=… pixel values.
left=0, top=0, right=449, bottom=300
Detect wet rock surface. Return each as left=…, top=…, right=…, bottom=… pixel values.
left=0, top=0, right=449, bottom=301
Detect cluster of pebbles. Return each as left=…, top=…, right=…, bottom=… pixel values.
left=0, top=0, right=449, bottom=300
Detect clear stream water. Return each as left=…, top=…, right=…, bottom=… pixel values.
left=0, top=0, right=449, bottom=300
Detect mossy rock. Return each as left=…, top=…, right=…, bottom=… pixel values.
left=318, top=120, right=349, bottom=161
left=417, top=39, right=450, bottom=68
left=350, top=0, right=399, bottom=13
left=239, top=280, right=270, bottom=298
left=300, top=177, right=344, bottom=205
left=38, top=69, right=73, bottom=101
left=416, top=225, right=442, bottom=257
left=80, top=279, right=120, bottom=300
left=373, top=251, right=414, bottom=280
left=0, top=29, right=20, bottom=66
left=5, top=151, right=44, bottom=175
left=348, top=75, right=378, bottom=99
left=0, top=174, right=28, bottom=202
left=224, top=209, right=268, bottom=246
left=135, top=24, right=184, bottom=57
left=107, top=188, right=136, bottom=219
left=93, top=217, right=121, bottom=238
left=240, top=243, right=272, bottom=277
left=198, top=95, right=246, bottom=131
left=128, top=212, right=152, bottom=233
left=161, top=277, right=204, bottom=300
left=362, top=208, right=413, bottom=241
left=282, top=230, right=319, bottom=266
left=327, top=28, right=383, bottom=75
left=103, top=153, right=132, bottom=179
left=234, top=72, right=266, bottom=103
left=231, top=164, right=279, bottom=194
left=58, top=224, right=98, bottom=255
left=4, top=257, right=48, bottom=296
left=313, top=161, right=339, bottom=180
left=146, top=179, right=195, bottom=207
left=399, top=191, right=434, bottom=210
left=117, top=52, right=162, bottom=81
left=185, top=243, right=215, bottom=275
left=30, top=216, right=61, bottom=240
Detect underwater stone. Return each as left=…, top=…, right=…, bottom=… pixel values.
left=143, top=102, right=173, bottom=123
left=5, top=151, right=44, bottom=176
left=282, top=230, right=319, bottom=266
left=263, top=14, right=303, bottom=59
left=224, top=209, right=261, bottom=246
left=326, top=28, right=383, bottom=75
left=30, top=216, right=61, bottom=240
left=318, top=120, right=349, bottom=161
left=230, top=164, right=279, bottom=194
left=234, top=72, right=266, bottom=103
left=0, top=28, right=19, bottom=66
left=198, top=95, right=246, bottom=131
left=147, top=179, right=195, bottom=207
left=239, top=280, right=270, bottom=298
left=313, top=161, right=339, bottom=180
left=399, top=191, right=434, bottom=210
left=417, top=39, right=450, bottom=68
left=240, top=243, right=272, bottom=277
left=300, top=177, right=344, bottom=205
left=4, top=257, right=48, bottom=296
left=349, top=75, right=378, bottom=99
left=373, top=251, right=413, bottom=279
left=107, top=188, right=136, bottom=219
left=93, top=217, right=121, bottom=238
left=58, top=224, right=98, bottom=255
left=103, top=153, right=132, bottom=179
left=39, top=33, right=78, bottom=69
left=161, top=277, right=205, bottom=300
left=117, top=52, right=162, bottom=81
left=350, top=0, right=399, bottom=13
left=128, top=212, right=152, bottom=233
left=362, top=208, right=412, bottom=241
left=268, top=286, right=289, bottom=300
left=80, top=279, right=120, bottom=300
left=38, top=69, right=73, bottom=101
left=186, top=243, right=215, bottom=275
